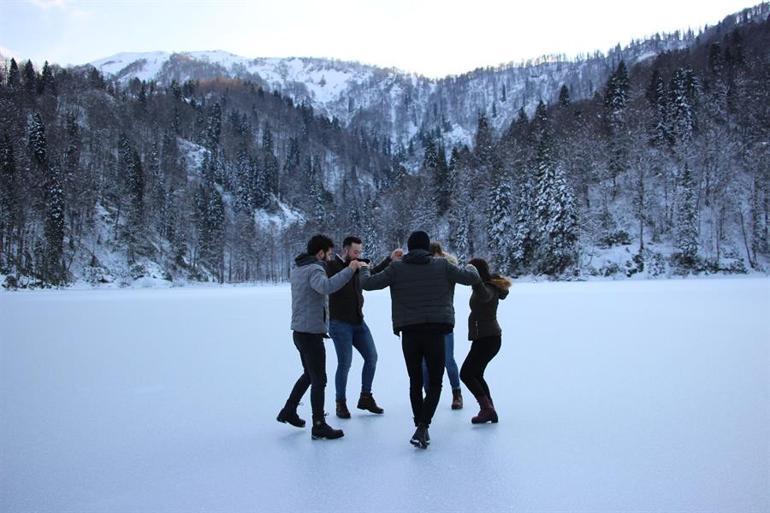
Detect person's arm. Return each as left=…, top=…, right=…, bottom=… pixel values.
left=471, top=281, right=493, bottom=303
left=309, top=265, right=355, bottom=295
left=359, top=263, right=394, bottom=290
left=446, top=260, right=481, bottom=285
left=370, top=256, right=391, bottom=275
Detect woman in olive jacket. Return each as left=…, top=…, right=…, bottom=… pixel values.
left=460, top=258, right=511, bottom=424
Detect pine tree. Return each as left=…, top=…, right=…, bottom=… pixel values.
left=262, top=124, right=279, bottom=199
left=670, top=68, right=698, bottom=148
left=22, top=60, right=36, bottom=96
left=147, top=142, right=166, bottom=235
left=0, top=133, right=17, bottom=265
left=474, top=113, right=495, bottom=172
left=533, top=112, right=577, bottom=275
left=486, top=170, right=514, bottom=273
left=38, top=61, right=56, bottom=96
left=510, top=173, right=533, bottom=273
left=194, top=178, right=225, bottom=281
left=675, top=163, right=699, bottom=267
left=7, top=59, right=20, bottom=89
left=646, top=69, right=671, bottom=147
left=28, top=113, right=47, bottom=167
left=604, top=61, right=630, bottom=196
left=447, top=148, right=471, bottom=261
left=125, top=149, right=145, bottom=263
left=558, top=84, right=570, bottom=106
left=307, top=156, right=326, bottom=226
left=432, top=141, right=451, bottom=216
left=205, top=102, right=222, bottom=151
left=43, top=162, right=65, bottom=284
left=234, top=147, right=253, bottom=213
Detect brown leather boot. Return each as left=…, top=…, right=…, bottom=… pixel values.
left=471, top=395, right=498, bottom=424
left=451, top=388, right=463, bottom=410
left=336, top=399, right=351, bottom=419
left=357, top=392, right=384, bottom=414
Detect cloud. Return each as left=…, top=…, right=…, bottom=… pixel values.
left=0, top=45, right=19, bottom=59
left=27, top=0, right=69, bottom=8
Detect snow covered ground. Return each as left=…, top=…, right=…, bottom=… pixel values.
left=1, top=278, right=768, bottom=513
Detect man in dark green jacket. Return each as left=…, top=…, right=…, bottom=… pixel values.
left=360, top=230, right=480, bottom=448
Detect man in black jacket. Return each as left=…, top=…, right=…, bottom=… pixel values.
left=327, top=236, right=399, bottom=418
left=360, top=230, right=480, bottom=448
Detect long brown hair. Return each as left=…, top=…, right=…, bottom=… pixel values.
left=430, top=241, right=458, bottom=265
left=469, top=258, right=512, bottom=289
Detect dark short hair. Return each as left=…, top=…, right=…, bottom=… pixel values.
left=343, top=236, right=362, bottom=248
left=307, top=234, right=334, bottom=255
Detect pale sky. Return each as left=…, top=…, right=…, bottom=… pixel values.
left=0, top=0, right=761, bottom=77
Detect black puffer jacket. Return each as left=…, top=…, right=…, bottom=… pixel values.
left=468, top=278, right=510, bottom=340
left=360, top=249, right=480, bottom=335
left=326, top=254, right=391, bottom=324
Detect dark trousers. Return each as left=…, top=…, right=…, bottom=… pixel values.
left=460, top=335, right=502, bottom=400
left=286, top=331, right=327, bottom=419
left=401, top=326, right=446, bottom=426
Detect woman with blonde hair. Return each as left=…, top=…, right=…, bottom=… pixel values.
left=461, top=257, right=511, bottom=423
left=420, top=241, right=464, bottom=409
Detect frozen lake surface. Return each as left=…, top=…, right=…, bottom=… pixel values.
left=1, top=277, right=769, bottom=512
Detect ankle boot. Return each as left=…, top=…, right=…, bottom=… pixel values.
left=471, top=395, right=498, bottom=424
left=410, top=423, right=430, bottom=449
left=413, top=417, right=430, bottom=444
left=451, top=388, right=463, bottom=410
left=311, top=416, right=344, bottom=440
left=357, top=392, right=384, bottom=414
left=276, top=400, right=305, bottom=428
left=336, top=399, right=351, bottom=419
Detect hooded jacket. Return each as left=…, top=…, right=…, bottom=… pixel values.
left=468, top=277, right=511, bottom=340
left=290, top=253, right=354, bottom=334
left=360, top=249, right=480, bottom=334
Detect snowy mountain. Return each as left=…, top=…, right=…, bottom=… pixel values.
left=88, top=4, right=769, bottom=149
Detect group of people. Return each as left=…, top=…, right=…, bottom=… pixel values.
left=276, top=230, right=511, bottom=449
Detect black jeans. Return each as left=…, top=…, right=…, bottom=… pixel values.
left=460, top=335, right=502, bottom=400
left=402, top=326, right=446, bottom=426
left=287, top=331, right=327, bottom=419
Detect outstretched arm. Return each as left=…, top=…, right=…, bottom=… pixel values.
left=309, top=265, right=355, bottom=295
left=371, top=256, right=391, bottom=275
left=359, top=264, right=393, bottom=290
left=446, top=261, right=481, bottom=285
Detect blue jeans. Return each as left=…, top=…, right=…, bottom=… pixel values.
left=329, top=319, right=378, bottom=401
left=422, top=332, right=461, bottom=392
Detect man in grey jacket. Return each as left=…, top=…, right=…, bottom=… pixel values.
left=360, top=230, right=480, bottom=448
left=277, top=234, right=367, bottom=440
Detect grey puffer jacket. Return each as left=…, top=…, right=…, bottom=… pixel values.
left=290, top=253, right=354, bottom=334
left=360, top=249, right=480, bottom=335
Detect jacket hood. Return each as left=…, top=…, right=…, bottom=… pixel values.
left=489, top=276, right=512, bottom=299
left=403, top=249, right=432, bottom=264
left=295, top=253, right=320, bottom=267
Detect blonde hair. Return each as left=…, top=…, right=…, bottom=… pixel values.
left=430, top=241, right=458, bottom=265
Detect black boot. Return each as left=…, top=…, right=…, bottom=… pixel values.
left=357, top=392, right=384, bottom=414
left=413, top=417, right=430, bottom=444
left=410, top=423, right=429, bottom=449
left=336, top=399, right=351, bottom=419
left=276, top=400, right=305, bottom=428
left=311, top=416, right=344, bottom=440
